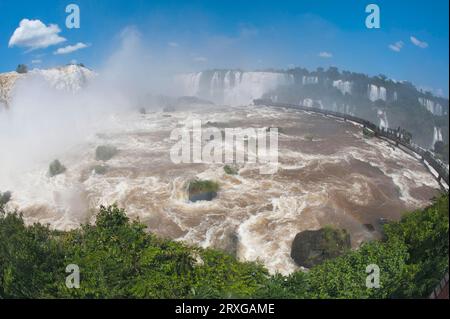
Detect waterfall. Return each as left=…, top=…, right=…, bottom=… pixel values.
left=210, top=71, right=221, bottom=98
left=302, top=76, right=318, bottom=85
left=419, top=97, right=443, bottom=116
left=377, top=109, right=389, bottom=129
left=175, top=72, right=202, bottom=96
left=368, top=84, right=387, bottom=102
left=176, top=70, right=294, bottom=105
left=332, top=80, right=352, bottom=95
left=433, top=127, right=443, bottom=147
left=302, top=98, right=314, bottom=107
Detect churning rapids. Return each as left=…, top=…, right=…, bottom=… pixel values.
left=1, top=104, right=441, bottom=275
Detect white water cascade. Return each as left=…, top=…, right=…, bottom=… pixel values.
left=176, top=71, right=294, bottom=105
left=368, top=84, right=387, bottom=102
left=433, top=126, right=443, bottom=147
left=419, top=97, right=443, bottom=116
left=377, top=109, right=389, bottom=129
left=333, top=80, right=352, bottom=95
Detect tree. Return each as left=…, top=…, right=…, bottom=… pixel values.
left=325, top=67, right=340, bottom=80
left=16, top=64, right=28, bottom=74
left=1, top=195, right=448, bottom=299
left=434, top=141, right=445, bottom=155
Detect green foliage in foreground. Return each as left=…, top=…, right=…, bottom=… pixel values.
left=0, top=195, right=448, bottom=299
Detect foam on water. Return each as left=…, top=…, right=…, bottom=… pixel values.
left=1, top=105, right=441, bottom=274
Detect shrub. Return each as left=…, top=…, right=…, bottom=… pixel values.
left=363, top=127, right=375, bottom=138
left=16, top=64, right=28, bottom=74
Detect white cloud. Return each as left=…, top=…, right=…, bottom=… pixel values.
left=8, top=19, right=66, bottom=50
left=54, top=42, right=89, bottom=55
left=168, top=41, right=179, bottom=47
left=318, top=51, right=333, bottom=58
left=389, top=41, right=404, bottom=52
left=194, top=56, right=207, bottom=62
left=31, top=59, right=42, bottom=64
left=410, top=36, right=428, bottom=48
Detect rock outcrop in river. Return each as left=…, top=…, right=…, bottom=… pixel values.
left=291, top=227, right=351, bottom=268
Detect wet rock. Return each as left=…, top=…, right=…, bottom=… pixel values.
left=364, top=223, right=375, bottom=232
left=48, top=159, right=66, bottom=177
left=223, top=165, right=238, bottom=175
left=290, top=227, right=351, bottom=268
left=218, top=231, right=239, bottom=257
left=0, top=191, right=11, bottom=207
left=188, top=179, right=219, bottom=202
left=189, top=191, right=217, bottom=202
left=93, top=165, right=108, bottom=175
left=95, top=145, right=118, bottom=161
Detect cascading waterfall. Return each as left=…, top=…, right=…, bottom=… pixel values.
left=174, top=71, right=446, bottom=149
left=419, top=97, right=443, bottom=116
left=176, top=72, right=202, bottom=97
left=377, top=109, right=389, bottom=129
left=368, top=84, right=387, bottom=102
left=302, top=75, right=318, bottom=85
left=176, top=70, right=294, bottom=105
left=433, top=126, right=443, bottom=147
left=333, top=80, right=352, bottom=95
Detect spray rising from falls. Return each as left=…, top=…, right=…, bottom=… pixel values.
left=0, top=26, right=178, bottom=192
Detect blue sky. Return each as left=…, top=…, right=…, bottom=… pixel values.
left=0, top=0, right=448, bottom=96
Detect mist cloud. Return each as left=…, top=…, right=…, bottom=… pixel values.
left=0, top=25, right=184, bottom=187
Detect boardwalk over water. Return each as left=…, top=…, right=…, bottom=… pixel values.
left=254, top=99, right=449, bottom=189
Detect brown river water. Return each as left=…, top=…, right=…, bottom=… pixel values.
left=3, top=104, right=441, bottom=274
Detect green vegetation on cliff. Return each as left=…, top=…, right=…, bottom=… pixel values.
left=188, top=180, right=219, bottom=194
left=0, top=195, right=448, bottom=299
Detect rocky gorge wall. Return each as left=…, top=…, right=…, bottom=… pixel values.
left=176, top=68, right=449, bottom=151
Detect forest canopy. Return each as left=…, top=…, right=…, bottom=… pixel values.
left=0, top=194, right=448, bottom=299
